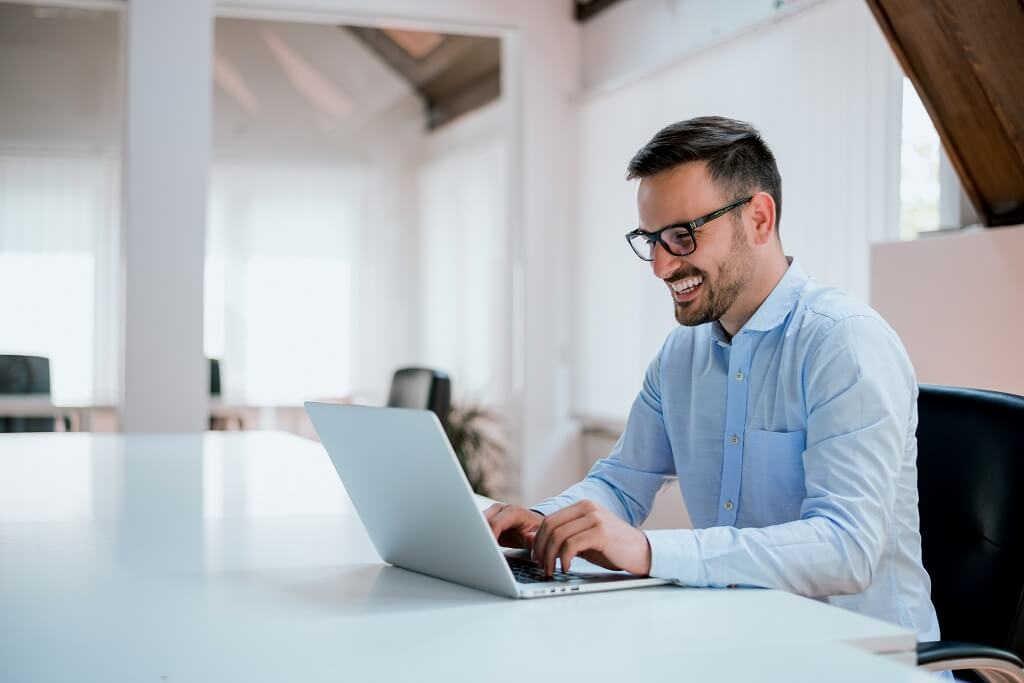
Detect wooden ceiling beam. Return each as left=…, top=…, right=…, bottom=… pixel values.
left=866, top=0, right=1024, bottom=227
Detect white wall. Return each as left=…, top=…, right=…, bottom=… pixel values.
left=872, top=225, right=1024, bottom=396
left=574, top=0, right=903, bottom=421
left=581, top=0, right=819, bottom=90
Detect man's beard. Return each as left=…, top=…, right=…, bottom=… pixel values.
left=673, top=218, right=753, bottom=327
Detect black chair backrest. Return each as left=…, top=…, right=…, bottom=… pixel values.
left=0, top=355, right=56, bottom=432
left=0, top=355, right=51, bottom=395
left=209, top=358, right=221, bottom=397
left=386, top=367, right=451, bottom=429
left=917, top=384, right=1024, bottom=656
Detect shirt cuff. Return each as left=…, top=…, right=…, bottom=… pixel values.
left=644, top=528, right=705, bottom=586
left=528, top=501, right=563, bottom=517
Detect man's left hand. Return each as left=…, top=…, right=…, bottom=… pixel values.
left=531, top=500, right=652, bottom=577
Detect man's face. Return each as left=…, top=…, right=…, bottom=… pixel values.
left=636, top=162, right=754, bottom=327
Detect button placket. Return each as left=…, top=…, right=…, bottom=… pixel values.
left=717, top=337, right=749, bottom=526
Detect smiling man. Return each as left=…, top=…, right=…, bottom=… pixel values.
left=486, top=116, right=941, bottom=642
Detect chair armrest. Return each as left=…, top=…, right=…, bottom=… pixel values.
left=917, top=641, right=1024, bottom=683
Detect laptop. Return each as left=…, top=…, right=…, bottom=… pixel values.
left=305, top=402, right=671, bottom=598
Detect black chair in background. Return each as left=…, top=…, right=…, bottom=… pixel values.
left=210, top=358, right=222, bottom=398
left=386, top=367, right=451, bottom=430
left=915, top=384, right=1024, bottom=682
left=0, top=355, right=68, bottom=432
left=208, top=358, right=244, bottom=430
left=208, top=358, right=221, bottom=430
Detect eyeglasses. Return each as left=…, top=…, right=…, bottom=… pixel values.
left=625, top=196, right=752, bottom=261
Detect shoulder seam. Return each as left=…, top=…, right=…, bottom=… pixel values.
left=806, top=312, right=892, bottom=353
left=802, top=306, right=880, bottom=326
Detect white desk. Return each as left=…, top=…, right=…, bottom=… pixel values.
left=0, top=432, right=934, bottom=682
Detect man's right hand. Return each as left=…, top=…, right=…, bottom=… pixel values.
left=483, top=503, right=544, bottom=550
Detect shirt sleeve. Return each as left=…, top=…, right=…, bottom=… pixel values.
left=645, top=316, right=914, bottom=597
left=530, top=347, right=677, bottom=527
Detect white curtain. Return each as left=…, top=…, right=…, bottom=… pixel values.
left=0, top=153, right=120, bottom=404
left=206, top=161, right=362, bottom=405
left=416, top=129, right=508, bottom=406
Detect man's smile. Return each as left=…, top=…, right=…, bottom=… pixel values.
left=669, top=275, right=704, bottom=302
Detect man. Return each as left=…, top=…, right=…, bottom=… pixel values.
left=486, top=116, right=941, bottom=641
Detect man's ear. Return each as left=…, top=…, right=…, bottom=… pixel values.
left=748, top=191, right=777, bottom=246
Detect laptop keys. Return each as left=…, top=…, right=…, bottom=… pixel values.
left=507, top=557, right=586, bottom=583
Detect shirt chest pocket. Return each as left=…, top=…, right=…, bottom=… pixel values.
left=741, top=428, right=808, bottom=524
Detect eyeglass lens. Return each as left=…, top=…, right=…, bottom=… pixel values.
left=629, top=227, right=695, bottom=260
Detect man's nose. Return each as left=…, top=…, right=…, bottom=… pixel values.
left=652, top=242, right=683, bottom=281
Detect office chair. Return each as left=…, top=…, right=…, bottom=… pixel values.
left=386, top=367, right=451, bottom=430
left=210, top=358, right=222, bottom=398
left=208, top=357, right=221, bottom=430
left=0, top=354, right=71, bottom=432
left=207, top=358, right=243, bottom=430
left=915, top=384, right=1024, bottom=683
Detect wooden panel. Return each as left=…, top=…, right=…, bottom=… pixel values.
left=866, top=0, right=1024, bottom=227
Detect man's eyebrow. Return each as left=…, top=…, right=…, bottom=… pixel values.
left=637, top=218, right=691, bottom=234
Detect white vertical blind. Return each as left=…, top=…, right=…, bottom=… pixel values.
left=0, top=154, right=120, bottom=404
left=205, top=162, right=361, bottom=405
left=204, top=16, right=426, bottom=409
left=574, top=0, right=904, bottom=419
left=416, top=120, right=508, bottom=406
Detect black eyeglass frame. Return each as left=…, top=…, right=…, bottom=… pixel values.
left=625, top=196, right=753, bottom=261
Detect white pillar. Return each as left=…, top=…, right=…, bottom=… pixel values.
left=120, top=0, right=212, bottom=432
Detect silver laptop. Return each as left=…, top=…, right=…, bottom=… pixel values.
left=305, top=402, right=671, bottom=598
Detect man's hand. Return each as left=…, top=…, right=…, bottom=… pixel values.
left=484, top=503, right=544, bottom=550
left=532, top=500, right=652, bottom=577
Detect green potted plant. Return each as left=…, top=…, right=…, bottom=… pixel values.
left=444, top=403, right=504, bottom=498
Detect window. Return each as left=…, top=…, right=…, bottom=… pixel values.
left=207, top=16, right=424, bottom=407
left=0, top=4, right=121, bottom=405
left=899, top=77, right=941, bottom=239
left=205, top=162, right=359, bottom=404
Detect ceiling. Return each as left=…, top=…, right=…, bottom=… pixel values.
left=346, top=26, right=500, bottom=131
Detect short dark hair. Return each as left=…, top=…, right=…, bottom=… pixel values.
left=626, top=116, right=783, bottom=231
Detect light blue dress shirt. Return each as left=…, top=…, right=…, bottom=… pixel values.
left=534, top=259, right=941, bottom=642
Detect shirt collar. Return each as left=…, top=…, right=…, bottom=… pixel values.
left=709, top=257, right=808, bottom=343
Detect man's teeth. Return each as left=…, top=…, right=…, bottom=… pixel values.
left=671, top=276, right=704, bottom=293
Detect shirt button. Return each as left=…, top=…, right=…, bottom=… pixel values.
left=735, top=371, right=744, bottom=381
left=724, top=500, right=734, bottom=511
left=729, top=434, right=739, bottom=445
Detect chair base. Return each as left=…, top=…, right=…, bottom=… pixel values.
left=919, top=657, right=1024, bottom=683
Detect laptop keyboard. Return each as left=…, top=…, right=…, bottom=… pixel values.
left=507, top=556, right=588, bottom=583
